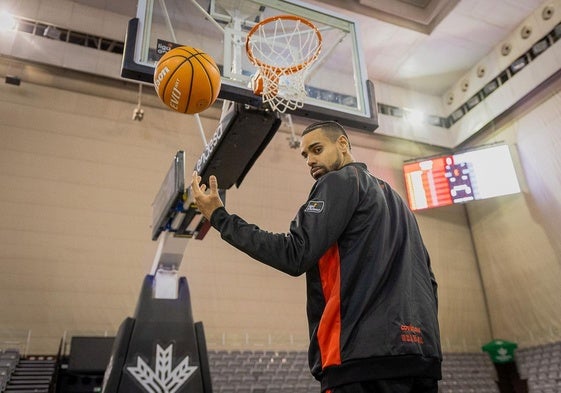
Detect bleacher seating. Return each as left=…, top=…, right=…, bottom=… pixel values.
left=208, top=349, right=504, bottom=393
left=208, top=350, right=320, bottom=393
left=206, top=343, right=561, bottom=393
left=439, top=352, right=499, bottom=393
left=3, top=341, right=561, bottom=393
left=0, top=350, right=55, bottom=393
left=0, top=349, right=19, bottom=393
left=516, top=342, right=561, bottom=393
left=0, top=349, right=19, bottom=374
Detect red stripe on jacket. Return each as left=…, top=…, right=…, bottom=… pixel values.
left=317, top=243, right=342, bottom=368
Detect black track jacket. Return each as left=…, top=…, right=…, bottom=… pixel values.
left=209, top=162, right=442, bottom=390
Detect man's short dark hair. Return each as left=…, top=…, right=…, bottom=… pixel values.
left=301, top=121, right=351, bottom=149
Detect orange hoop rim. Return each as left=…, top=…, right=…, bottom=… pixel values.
left=245, top=14, right=323, bottom=75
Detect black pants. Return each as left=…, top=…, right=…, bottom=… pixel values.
left=326, top=378, right=439, bottom=393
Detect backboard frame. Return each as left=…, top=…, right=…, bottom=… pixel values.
left=151, top=150, right=185, bottom=241
left=121, top=0, right=378, bottom=132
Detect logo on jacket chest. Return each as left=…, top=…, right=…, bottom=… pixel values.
left=305, top=200, right=324, bottom=213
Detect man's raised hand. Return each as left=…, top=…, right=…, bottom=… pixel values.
left=191, top=171, right=224, bottom=221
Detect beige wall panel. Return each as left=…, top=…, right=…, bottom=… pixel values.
left=466, top=90, right=561, bottom=347
left=415, top=207, right=491, bottom=352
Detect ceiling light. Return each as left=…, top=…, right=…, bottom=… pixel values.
left=405, top=110, right=425, bottom=125
left=0, top=10, right=16, bottom=31
left=482, top=80, right=499, bottom=96
left=43, top=25, right=61, bottom=40
left=466, top=95, right=481, bottom=110
left=450, top=107, right=465, bottom=123
left=389, top=107, right=403, bottom=117
left=510, top=56, right=528, bottom=75
left=426, top=115, right=443, bottom=127
left=531, top=39, right=549, bottom=58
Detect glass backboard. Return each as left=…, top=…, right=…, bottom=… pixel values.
left=122, top=0, right=378, bottom=131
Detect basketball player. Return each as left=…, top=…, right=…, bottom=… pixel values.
left=192, top=121, right=442, bottom=393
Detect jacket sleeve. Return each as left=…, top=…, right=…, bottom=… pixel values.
left=209, top=169, right=359, bottom=276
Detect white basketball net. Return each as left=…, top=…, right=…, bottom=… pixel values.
left=246, top=16, right=322, bottom=113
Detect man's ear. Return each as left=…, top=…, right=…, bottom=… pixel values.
left=337, top=135, right=350, bottom=152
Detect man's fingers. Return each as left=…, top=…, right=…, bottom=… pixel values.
left=192, top=171, right=215, bottom=195
left=191, top=171, right=201, bottom=194
left=209, top=175, right=219, bottom=194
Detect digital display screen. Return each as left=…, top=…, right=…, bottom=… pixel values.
left=403, top=144, right=521, bottom=211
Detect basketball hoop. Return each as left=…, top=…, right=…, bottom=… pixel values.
left=246, top=15, right=322, bottom=113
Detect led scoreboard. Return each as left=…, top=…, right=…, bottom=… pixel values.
left=403, top=144, right=521, bottom=211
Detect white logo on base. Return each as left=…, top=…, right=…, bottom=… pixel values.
left=127, top=344, right=198, bottom=393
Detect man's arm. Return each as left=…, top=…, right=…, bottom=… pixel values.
left=191, top=170, right=358, bottom=276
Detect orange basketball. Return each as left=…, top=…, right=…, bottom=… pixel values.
left=154, top=46, right=221, bottom=114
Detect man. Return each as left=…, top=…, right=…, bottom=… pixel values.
left=192, top=120, right=442, bottom=392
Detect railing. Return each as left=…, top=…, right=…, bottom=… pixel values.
left=0, top=329, right=31, bottom=357
left=3, top=327, right=561, bottom=355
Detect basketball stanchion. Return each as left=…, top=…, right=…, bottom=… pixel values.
left=102, top=99, right=281, bottom=392
left=102, top=152, right=213, bottom=393
left=103, top=9, right=285, bottom=389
